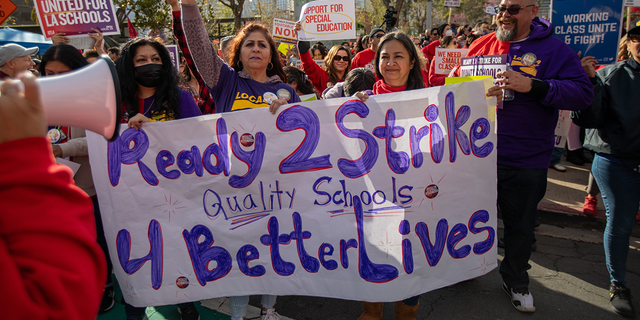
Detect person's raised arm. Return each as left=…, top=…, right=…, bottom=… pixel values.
left=179, top=0, right=225, bottom=88
left=0, top=73, right=106, bottom=320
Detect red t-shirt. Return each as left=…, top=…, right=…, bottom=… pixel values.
left=351, top=48, right=377, bottom=72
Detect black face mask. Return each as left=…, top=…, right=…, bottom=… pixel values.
left=134, top=63, right=164, bottom=87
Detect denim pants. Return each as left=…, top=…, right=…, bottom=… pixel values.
left=592, top=154, right=640, bottom=285
left=550, top=147, right=563, bottom=166
left=498, top=165, right=548, bottom=289
left=229, top=295, right=276, bottom=320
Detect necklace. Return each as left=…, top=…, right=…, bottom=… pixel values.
left=139, top=97, right=155, bottom=115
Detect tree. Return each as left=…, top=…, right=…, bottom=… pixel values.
left=218, top=0, right=246, bottom=31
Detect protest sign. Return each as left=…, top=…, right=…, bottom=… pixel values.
left=486, top=5, right=496, bottom=15
left=433, top=48, right=469, bottom=75
left=551, top=0, right=624, bottom=64
left=626, top=0, right=640, bottom=6
left=166, top=45, right=179, bottom=73
left=298, top=0, right=356, bottom=41
left=88, top=79, right=498, bottom=307
left=459, top=54, right=508, bottom=78
left=273, top=18, right=298, bottom=45
left=444, top=0, right=461, bottom=7
left=33, top=0, right=120, bottom=39
left=554, top=110, right=572, bottom=148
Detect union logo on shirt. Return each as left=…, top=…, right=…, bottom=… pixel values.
left=231, top=92, right=271, bottom=111
left=510, top=53, right=540, bottom=77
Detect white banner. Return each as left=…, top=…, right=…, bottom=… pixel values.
left=298, top=0, right=356, bottom=41
left=434, top=48, right=469, bottom=75
left=88, top=79, right=498, bottom=307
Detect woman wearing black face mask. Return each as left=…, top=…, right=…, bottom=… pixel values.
left=115, top=37, right=200, bottom=130
left=113, top=37, right=202, bottom=320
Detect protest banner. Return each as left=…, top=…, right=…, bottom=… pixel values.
left=33, top=0, right=120, bottom=38
left=444, top=0, right=461, bottom=7
left=433, top=48, right=469, bottom=75
left=551, top=0, right=624, bottom=64
left=88, top=79, right=498, bottom=307
left=298, top=0, right=356, bottom=41
left=166, top=45, right=180, bottom=73
left=273, top=18, right=298, bottom=45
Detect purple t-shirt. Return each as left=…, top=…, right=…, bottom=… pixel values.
left=210, top=64, right=301, bottom=113
left=139, top=88, right=201, bottom=121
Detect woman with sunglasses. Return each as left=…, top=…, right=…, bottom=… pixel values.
left=294, top=22, right=351, bottom=94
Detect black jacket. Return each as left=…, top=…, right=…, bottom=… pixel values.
left=572, top=58, right=640, bottom=172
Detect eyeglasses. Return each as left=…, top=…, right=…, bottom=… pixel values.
left=374, top=33, right=385, bottom=39
left=495, top=4, right=535, bottom=15
left=333, top=55, right=349, bottom=62
left=629, top=34, right=640, bottom=43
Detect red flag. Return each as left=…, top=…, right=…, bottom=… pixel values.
left=127, top=17, right=138, bottom=38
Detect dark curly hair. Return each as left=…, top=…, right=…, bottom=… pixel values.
left=227, top=23, right=287, bottom=82
left=283, top=66, right=315, bottom=95
left=115, top=37, right=181, bottom=119
left=375, top=32, right=425, bottom=90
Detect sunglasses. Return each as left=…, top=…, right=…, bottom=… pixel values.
left=374, top=33, right=385, bottom=39
left=629, top=34, right=640, bottom=43
left=495, top=4, right=535, bottom=15
left=333, top=55, right=349, bottom=62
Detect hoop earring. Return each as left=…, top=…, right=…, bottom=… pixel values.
left=237, top=60, right=243, bottom=68
left=267, top=62, right=273, bottom=70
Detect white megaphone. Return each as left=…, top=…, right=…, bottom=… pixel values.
left=38, top=54, right=122, bottom=141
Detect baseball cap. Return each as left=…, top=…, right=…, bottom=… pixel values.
left=369, top=28, right=384, bottom=38
left=0, top=44, right=38, bottom=66
left=629, top=18, right=640, bottom=35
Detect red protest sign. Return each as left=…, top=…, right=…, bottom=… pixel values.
left=0, top=0, right=17, bottom=25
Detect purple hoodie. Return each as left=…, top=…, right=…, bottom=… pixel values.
left=493, top=17, right=593, bottom=169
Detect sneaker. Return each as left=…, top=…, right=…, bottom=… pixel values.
left=177, top=303, right=200, bottom=320
left=503, top=282, right=535, bottom=312
left=550, top=163, right=567, bottom=172
left=610, top=283, right=636, bottom=318
left=261, top=308, right=281, bottom=320
left=583, top=196, right=598, bottom=216
left=99, top=285, right=115, bottom=314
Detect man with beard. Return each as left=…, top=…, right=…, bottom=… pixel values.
left=454, top=0, right=593, bottom=313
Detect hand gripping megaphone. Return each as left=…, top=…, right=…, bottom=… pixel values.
left=38, top=54, right=122, bottom=141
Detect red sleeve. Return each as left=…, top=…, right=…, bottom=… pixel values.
left=351, top=51, right=362, bottom=70
left=0, top=137, right=106, bottom=320
left=301, top=51, right=330, bottom=93
left=428, top=59, right=446, bottom=86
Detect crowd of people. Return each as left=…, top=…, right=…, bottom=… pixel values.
left=2, top=0, right=640, bottom=319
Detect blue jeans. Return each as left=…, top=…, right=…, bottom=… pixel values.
left=550, top=147, right=563, bottom=166
left=592, top=154, right=640, bottom=285
left=498, top=165, right=548, bottom=289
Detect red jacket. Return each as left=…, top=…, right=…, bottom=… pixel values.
left=300, top=51, right=343, bottom=94
left=0, top=137, right=106, bottom=320
left=421, top=40, right=440, bottom=62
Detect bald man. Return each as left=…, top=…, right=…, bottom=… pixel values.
left=457, top=0, right=593, bottom=313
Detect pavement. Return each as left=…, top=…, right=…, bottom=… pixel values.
left=98, top=154, right=640, bottom=320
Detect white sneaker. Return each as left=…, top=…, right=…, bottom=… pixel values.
left=550, top=163, right=567, bottom=172
left=261, top=308, right=281, bottom=320
left=503, top=282, right=536, bottom=312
